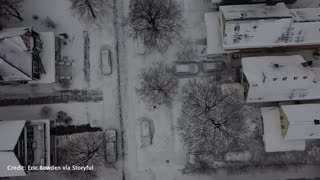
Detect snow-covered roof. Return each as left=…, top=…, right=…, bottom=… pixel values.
left=0, top=28, right=34, bottom=81
left=281, top=104, right=320, bottom=140
left=204, top=12, right=227, bottom=55
left=291, top=8, right=320, bottom=22
left=220, top=3, right=292, bottom=20
left=242, top=55, right=320, bottom=102
left=0, top=57, right=32, bottom=81
left=261, top=107, right=306, bottom=152
left=0, top=120, right=26, bottom=151
left=0, top=152, right=26, bottom=177
left=0, top=27, right=31, bottom=39
left=219, top=3, right=320, bottom=50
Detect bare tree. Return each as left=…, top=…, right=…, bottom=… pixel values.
left=58, top=132, right=105, bottom=180
left=127, top=0, right=184, bottom=52
left=0, top=0, right=24, bottom=21
left=177, top=78, right=249, bottom=155
left=136, top=62, right=178, bottom=106
left=69, top=0, right=110, bottom=22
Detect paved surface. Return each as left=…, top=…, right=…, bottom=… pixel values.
left=0, top=89, right=103, bottom=106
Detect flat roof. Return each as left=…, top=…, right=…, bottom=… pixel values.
left=261, top=107, right=306, bottom=152
left=219, top=3, right=292, bottom=20
left=281, top=104, right=320, bottom=140
left=220, top=4, right=320, bottom=50
left=242, top=55, right=320, bottom=102
left=291, top=8, right=320, bottom=22
left=204, top=12, right=227, bottom=55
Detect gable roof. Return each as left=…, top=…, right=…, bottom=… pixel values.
left=281, top=104, right=320, bottom=140
left=0, top=152, right=26, bottom=177
left=0, top=120, right=26, bottom=151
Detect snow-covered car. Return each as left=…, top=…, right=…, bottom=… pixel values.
left=105, top=129, right=117, bottom=162
left=100, top=46, right=112, bottom=75
left=186, top=152, right=202, bottom=165
left=202, top=61, right=226, bottom=73
left=224, top=151, right=251, bottom=162
left=140, top=118, right=154, bottom=147
left=174, top=62, right=200, bottom=76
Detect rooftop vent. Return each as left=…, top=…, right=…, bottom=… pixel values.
left=301, top=61, right=313, bottom=67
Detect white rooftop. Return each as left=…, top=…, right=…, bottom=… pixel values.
left=261, top=107, right=306, bottom=152
left=291, top=8, right=320, bottom=22
left=219, top=3, right=320, bottom=50
left=281, top=104, right=320, bottom=140
left=0, top=120, right=26, bottom=151
left=242, top=55, right=320, bottom=102
left=220, top=3, right=292, bottom=20
left=204, top=12, right=227, bottom=55
left=0, top=152, right=26, bottom=177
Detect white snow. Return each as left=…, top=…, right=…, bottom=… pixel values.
left=261, top=107, right=306, bottom=152
left=220, top=3, right=320, bottom=50
left=0, top=27, right=29, bottom=39
left=281, top=104, right=320, bottom=140
left=291, top=8, right=320, bottom=22
left=219, top=3, right=292, bottom=20
left=0, top=152, right=26, bottom=177
left=0, top=57, right=31, bottom=81
left=0, top=36, right=33, bottom=78
left=242, top=55, right=320, bottom=102
left=0, top=120, right=26, bottom=151
left=204, top=12, right=227, bottom=55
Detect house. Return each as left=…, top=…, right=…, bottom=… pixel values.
left=0, top=120, right=50, bottom=178
left=280, top=104, right=320, bottom=140
left=241, top=55, right=320, bottom=103
left=261, top=107, right=306, bottom=152
left=261, top=103, right=320, bottom=152
left=0, top=27, right=55, bottom=84
left=219, top=3, right=320, bottom=50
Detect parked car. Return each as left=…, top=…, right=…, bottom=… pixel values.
left=140, top=118, right=154, bottom=147
left=174, top=62, right=200, bottom=76
left=101, top=46, right=112, bottom=75
left=202, top=61, right=226, bottom=73
left=105, top=129, right=117, bottom=162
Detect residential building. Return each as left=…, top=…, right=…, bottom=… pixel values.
left=241, top=55, right=320, bottom=103
left=0, top=27, right=55, bottom=84
left=0, top=120, right=50, bottom=178
left=218, top=3, right=320, bottom=50
left=261, top=104, right=320, bottom=152
left=261, top=107, right=306, bottom=152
